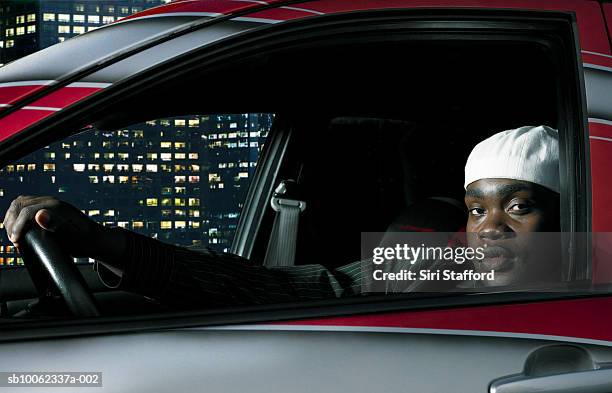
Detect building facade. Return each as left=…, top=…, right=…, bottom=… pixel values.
left=0, top=113, right=273, bottom=266
left=0, top=0, right=168, bottom=65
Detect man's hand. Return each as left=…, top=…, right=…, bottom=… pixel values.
left=2, top=196, right=122, bottom=260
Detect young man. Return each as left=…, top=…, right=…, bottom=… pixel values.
left=2, top=125, right=561, bottom=309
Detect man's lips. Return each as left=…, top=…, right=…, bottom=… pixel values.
left=480, top=245, right=515, bottom=272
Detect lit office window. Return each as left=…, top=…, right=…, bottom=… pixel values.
left=16, top=15, right=25, bottom=24
left=174, top=153, right=186, bottom=159
left=174, top=119, right=186, bottom=126
left=189, top=119, right=199, bottom=127
left=189, top=153, right=198, bottom=159
left=58, top=37, right=65, bottom=43
left=102, top=16, right=115, bottom=24
left=27, top=25, right=35, bottom=34
left=43, top=163, right=55, bottom=172
left=160, top=221, right=172, bottom=230
left=27, top=14, right=35, bottom=22
left=73, top=26, right=85, bottom=34
left=120, top=6, right=129, bottom=14
left=188, top=198, right=200, bottom=207
left=0, top=42, right=4, bottom=49
left=160, top=142, right=171, bottom=148
left=175, top=221, right=186, bottom=229
left=146, top=198, right=158, bottom=207
left=146, top=164, right=158, bottom=172
left=5, top=29, right=14, bottom=37
left=75, top=4, right=85, bottom=12
left=89, top=176, right=99, bottom=184
left=16, top=27, right=24, bottom=35
left=174, top=176, right=186, bottom=184
left=88, top=15, right=100, bottom=24
left=58, top=14, right=70, bottom=22
left=132, top=221, right=144, bottom=229
left=104, top=210, right=115, bottom=217
left=189, top=221, right=201, bottom=229
left=147, top=153, right=158, bottom=160
left=132, top=164, right=143, bottom=172
left=88, top=210, right=100, bottom=217
left=73, top=14, right=85, bottom=23
left=87, top=26, right=98, bottom=32
left=106, top=5, right=115, bottom=13
left=160, top=153, right=171, bottom=161
left=73, top=164, right=85, bottom=172
left=58, top=25, right=70, bottom=34
left=43, top=13, right=55, bottom=21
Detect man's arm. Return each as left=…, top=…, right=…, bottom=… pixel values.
left=3, top=196, right=362, bottom=310
left=115, top=229, right=362, bottom=309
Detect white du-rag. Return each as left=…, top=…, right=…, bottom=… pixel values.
left=464, top=125, right=560, bottom=193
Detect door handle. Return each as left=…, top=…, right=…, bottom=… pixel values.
left=490, top=368, right=612, bottom=393
left=490, top=345, right=612, bottom=393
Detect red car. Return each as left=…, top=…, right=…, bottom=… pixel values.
left=0, top=0, right=611, bottom=392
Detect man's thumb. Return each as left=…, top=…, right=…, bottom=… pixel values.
left=35, top=209, right=55, bottom=231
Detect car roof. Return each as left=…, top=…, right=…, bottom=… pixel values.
left=0, top=0, right=609, bottom=141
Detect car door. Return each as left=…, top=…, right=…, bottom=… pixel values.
left=1, top=2, right=612, bottom=393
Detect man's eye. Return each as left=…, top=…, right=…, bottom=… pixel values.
left=469, top=208, right=486, bottom=216
left=509, top=203, right=531, bottom=213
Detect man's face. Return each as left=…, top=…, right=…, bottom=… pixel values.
left=464, top=178, right=560, bottom=286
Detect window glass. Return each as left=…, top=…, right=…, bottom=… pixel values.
left=0, top=114, right=273, bottom=267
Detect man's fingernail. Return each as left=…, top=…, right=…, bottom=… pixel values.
left=35, top=211, right=50, bottom=229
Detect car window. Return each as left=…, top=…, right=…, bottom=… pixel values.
left=0, top=12, right=593, bottom=323
left=0, top=113, right=273, bottom=267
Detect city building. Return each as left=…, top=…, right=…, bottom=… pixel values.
left=0, top=113, right=273, bottom=266
left=0, top=0, right=169, bottom=65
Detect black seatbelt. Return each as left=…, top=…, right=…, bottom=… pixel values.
left=263, top=180, right=306, bottom=268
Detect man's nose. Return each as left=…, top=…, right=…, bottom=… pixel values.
left=478, top=209, right=512, bottom=240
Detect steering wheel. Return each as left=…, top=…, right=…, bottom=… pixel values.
left=21, top=228, right=100, bottom=317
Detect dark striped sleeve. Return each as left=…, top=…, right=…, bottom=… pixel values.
left=117, top=230, right=363, bottom=309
